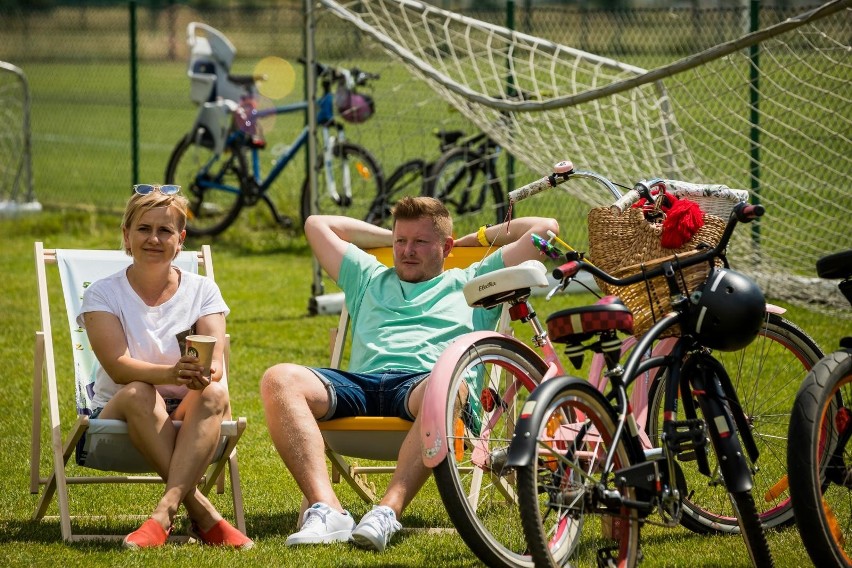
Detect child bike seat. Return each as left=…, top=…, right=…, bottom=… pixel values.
left=546, top=296, right=634, bottom=343
left=464, top=260, right=549, bottom=309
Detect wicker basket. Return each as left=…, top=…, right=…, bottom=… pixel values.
left=587, top=182, right=743, bottom=337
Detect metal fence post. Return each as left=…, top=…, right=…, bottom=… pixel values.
left=129, top=0, right=139, bottom=187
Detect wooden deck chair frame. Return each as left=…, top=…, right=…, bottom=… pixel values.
left=318, top=247, right=509, bottom=503
left=30, top=242, right=247, bottom=542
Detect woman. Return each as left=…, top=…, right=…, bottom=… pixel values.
left=78, top=185, right=252, bottom=549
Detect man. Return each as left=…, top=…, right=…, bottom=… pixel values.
left=261, top=197, right=558, bottom=551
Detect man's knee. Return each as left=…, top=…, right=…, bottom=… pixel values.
left=260, top=363, right=324, bottom=407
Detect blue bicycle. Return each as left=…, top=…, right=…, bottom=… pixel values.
left=165, top=23, right=384, bottom=236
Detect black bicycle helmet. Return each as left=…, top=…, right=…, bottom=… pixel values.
left=687, top=267, right=766, bottom=351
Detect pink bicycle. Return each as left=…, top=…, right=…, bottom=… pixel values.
left=418, top=161, right=822, bottom=568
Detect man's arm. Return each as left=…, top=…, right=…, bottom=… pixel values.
left=304, top=215, right=393, bottom=281
left=454, top=217, right=560, bottom=267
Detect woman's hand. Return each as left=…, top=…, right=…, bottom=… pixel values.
left=174, top=355, right=210, bottom=390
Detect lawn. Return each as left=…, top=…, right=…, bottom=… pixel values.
left=0, top=208, right=833, bottom=567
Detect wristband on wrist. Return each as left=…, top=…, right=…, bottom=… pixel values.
left=476, top=225, right=491, bottom=246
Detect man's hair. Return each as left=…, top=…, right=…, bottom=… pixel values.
left=391, top=196, right=453, bottom=239
left=121, top=192, right=189, bottom=255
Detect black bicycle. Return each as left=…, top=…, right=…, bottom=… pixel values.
left=788, top=250, right=852, bottom=568
left=373, top=129, right=507, bottom=233
left=366, top=129, right=466, bottom=226
left=504, top=173, right=774, bottom=566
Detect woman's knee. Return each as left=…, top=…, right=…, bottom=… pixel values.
left=114, top=381, right=158, bottom=406
left=198, top=380, right=229, bottom=414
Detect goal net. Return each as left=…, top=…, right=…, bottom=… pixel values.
left=0, top=61, right=38, bottom=215
left=320, top=0, right=851, bottom=314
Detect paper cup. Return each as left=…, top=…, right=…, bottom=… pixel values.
left=185, top=334, right=216, bottom=375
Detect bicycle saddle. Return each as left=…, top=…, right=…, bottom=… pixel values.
left=816, top=250, right=852, bottom=281
left=464, top=260, right=549, bottom=309
left=546, top=296, right=634, bottom=343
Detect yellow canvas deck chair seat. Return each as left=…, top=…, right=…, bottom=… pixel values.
left=31, top=242, right=247, bottom=541
left=318, top=246, right=508, bottom=503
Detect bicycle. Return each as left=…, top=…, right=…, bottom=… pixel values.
left=501, top=177, right=776, bottom=566
left=416, top=163, right=816, bottom=567
left=374, top=128, right=508, bottom=233
left=424, top=130, right=509, bottom=237
left=369, top=129, right=468, bottom=227
left=165, top=23, right=384, bottom=237
left=788, top=250, right=852, bottom=567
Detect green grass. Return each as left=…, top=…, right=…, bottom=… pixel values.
left=0, top=209, right=835, bottom=566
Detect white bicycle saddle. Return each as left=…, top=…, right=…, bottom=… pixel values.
left=464, top=260, right=550, bottom=308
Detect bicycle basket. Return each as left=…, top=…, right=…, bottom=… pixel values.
left=587, top=182, right=745, bottom=337
left=335, top=85, right=375, bottom=124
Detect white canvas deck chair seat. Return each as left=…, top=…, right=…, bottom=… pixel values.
left=31, top=242, right=247, bottom=541
left=318, top=246, right=509, bottom=503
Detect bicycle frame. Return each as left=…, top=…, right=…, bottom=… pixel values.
left=193, top=89, right=341, bottom=201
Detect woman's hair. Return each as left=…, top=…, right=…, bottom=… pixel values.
left=391, top=196, right=453, bottom=240
left=121, top=191, right=190, bottom=255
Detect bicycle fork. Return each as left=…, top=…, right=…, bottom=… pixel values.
left=680, top=354, right=758, bottom=493
left=320, top=127, right=353, bottom=207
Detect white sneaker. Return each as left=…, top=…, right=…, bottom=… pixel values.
left=285, top=502, right=356, bottom=546
left=350, top=505, right=402, bottom=552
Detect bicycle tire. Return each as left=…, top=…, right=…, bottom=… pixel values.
left=515, top=379, right=643, bottom=568
left=299, top=141, right=384, bottom=226
left=424, top=146, right=507, bottom=237
left=367, top=158, right=427, bottom=227
left=164, top=128, right=249, bottom=237
left=788, top=349, right=852, bottom=567
left=430, top=335, right=548, bottom=568
left=647, top=312, right=822, bottom=533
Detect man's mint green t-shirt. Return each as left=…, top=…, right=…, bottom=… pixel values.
left=338, top=245, right=505, bottom=374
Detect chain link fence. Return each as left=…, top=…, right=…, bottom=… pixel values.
left=0, top=1, right=837, bottom=226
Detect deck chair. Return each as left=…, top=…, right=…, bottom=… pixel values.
left=318, top=246, right=509, bottom=503
left=31, top=242, right=247, bottom=542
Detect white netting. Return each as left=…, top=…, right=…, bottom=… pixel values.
left=0, top=61, right=38, bottom=215
left=320, top=0, right=851, bottom=313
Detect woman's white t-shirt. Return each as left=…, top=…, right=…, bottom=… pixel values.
left=77, top=267, right=230, bottom=410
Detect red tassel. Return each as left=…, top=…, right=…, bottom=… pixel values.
left=661, top=198, right=705, bottom=248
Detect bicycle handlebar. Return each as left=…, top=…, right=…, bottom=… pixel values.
left=552, top=202, right=765, bottom=283
left=507, top=160, right=623, bottom=204
left=296, top=57, right=380, bottom=86
left=610, top=179, right=746, bottom=214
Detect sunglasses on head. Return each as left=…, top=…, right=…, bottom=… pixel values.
left=133, top=184, right=181, bottom=196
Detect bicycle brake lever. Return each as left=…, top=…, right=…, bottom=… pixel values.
left=545, top=282, right=566, bottom=301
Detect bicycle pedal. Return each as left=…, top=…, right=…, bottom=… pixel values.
left=675, top=450, right=698, bottom=462
left=613, top=460, right=660, bottom=494
left=663, top=418, right=706, bottom=454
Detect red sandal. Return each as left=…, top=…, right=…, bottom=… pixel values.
left=123, top=518, right=171, bottom=549
left=189, top=519, right=253, bottom=550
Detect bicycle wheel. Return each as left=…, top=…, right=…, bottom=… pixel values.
left=299, top=141, right=384, bottom=226
left=367, top=159, right=427, bottom=227
left=164, top=128, right=249, bottom=237
left=788, top=349, right=852, bottom=567
left=430, top=335, right=548, bottom=568
left=424, top=146, right=507, bottom=237
left=647, top=313, right=823, bottom=533
left=515, top=379, right=643, bottom=568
